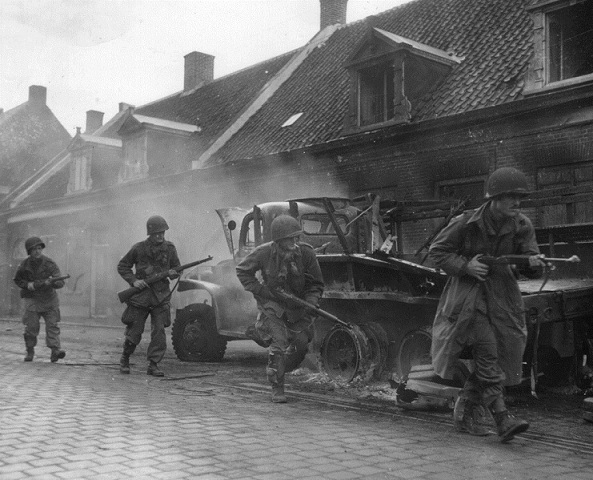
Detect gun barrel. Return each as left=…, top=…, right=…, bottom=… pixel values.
left=545, top=255, right=580, bottom=263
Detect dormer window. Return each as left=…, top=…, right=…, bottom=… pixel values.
left=344, top=24, right=460, bottom=133
left=526, top=0, right=593, bottom=92
left=359, top=63, right=395, bottom=126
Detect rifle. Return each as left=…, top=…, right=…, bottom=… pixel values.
left=272, top=289, right=351, bottom=327
left=478, top=254, right=580, bottom=396
left=117, top=256, right=213, bottom=303
left=416, top=197, right=469, bottom=264
left=478, top=254, right=580, bottom=267
left=34, top=274, right=70, bottom=288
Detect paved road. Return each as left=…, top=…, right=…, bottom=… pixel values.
left=1, top=318, right=592, bottom=480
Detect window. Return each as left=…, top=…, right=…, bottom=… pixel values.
left=526, top=0, right=593, bottom=91
left=537, top=161, right=593, bottom=225
left=358, top=64, right=395, bottom=126
left=436, top=177, right=486, bottom=208
left=547, top=2, right=593, bottom=83
left=67, top=154, right=91, bottom=193
left=301, top=214, right=348, bottom=235
left=344, top=26, right=459, bottom=132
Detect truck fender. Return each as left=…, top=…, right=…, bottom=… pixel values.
left=176, top=278, right=258, bottom=336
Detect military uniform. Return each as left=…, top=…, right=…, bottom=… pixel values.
left=237, top=239, right=324, bottom=401
left=117, top=237, right=180, bottom=369
left=14, top=253, right=66, bottom=361
left=429, top=167, right=541, bottom=442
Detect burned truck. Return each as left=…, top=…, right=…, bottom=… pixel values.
left=171, top=195, right=593, bottom=389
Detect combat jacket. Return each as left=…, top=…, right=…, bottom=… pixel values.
left=236, top=241, right=324, bottom=323
left=117, top=238, right=181, bottom=307
left=13, top=255, right=64, bottom=311
left=428, top=202, right=541, bottom=386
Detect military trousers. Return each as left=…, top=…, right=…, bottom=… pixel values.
left=256, top=312, right=310, bottom=387
left=22, top=307, right=61, bottom=350
left=462, top=310, right=505, bottom=408
left=122, top=303, right=170, bottom=364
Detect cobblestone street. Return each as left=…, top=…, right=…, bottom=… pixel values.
left=1, top=318, right=592, bottom=479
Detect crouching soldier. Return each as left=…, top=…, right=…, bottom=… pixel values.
left=117, top=215, right=181, bottom=376
left=236, top=215, right=324, bottom=403
left=13, top=236, right=67, bottom=363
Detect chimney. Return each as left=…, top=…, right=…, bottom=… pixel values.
left=184, top=51, right=214, bottom=92
left=320, top=0, right=348, bottom=29
left=28, top=85, right=47, bottom=108
left=85, top=110, right=104, bottom=134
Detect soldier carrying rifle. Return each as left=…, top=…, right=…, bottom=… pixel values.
left=13, top=236, right=68, bottom=363
left=428, top=167, right=549, bottom=443
left=117, top=215, right=181, bottom=377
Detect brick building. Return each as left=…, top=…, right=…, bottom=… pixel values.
left=1, top=0, right=592, bottom=318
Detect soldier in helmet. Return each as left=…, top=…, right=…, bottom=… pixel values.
left=117, top=215, right=181, bottom=376
left=13, top=237, right=67, bottom=363
left=428, top=167, right=547, bottom=443
left=236, top=214, right=324, bottom=403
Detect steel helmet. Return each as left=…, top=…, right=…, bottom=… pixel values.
left=485, top=167, right=530, bottom=199
left=271, top=215, right=302, bottom=242
left=25, top=236, right=45, bottom=254
left=146, top=215, right=169, bottom=235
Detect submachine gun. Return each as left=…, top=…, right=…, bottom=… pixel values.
left=117, top=256, right=213, bottom=303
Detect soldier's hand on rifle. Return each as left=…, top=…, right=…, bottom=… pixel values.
left=133, top=279, right=148, bottom=289
left=466, top=254, right=490, bottom=281
left=529, top=254, right=549, bottom=269
left=168, top=269, right=180, bottom=279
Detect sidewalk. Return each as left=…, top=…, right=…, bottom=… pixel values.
left=1, top=325, right=592, bottom=479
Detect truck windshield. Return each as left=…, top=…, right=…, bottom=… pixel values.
left=301, top=214, right=348, bottom=235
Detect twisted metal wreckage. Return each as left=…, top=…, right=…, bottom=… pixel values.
left=166, top=193, right=593, bottom=408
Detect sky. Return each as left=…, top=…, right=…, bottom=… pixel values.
left=0, top=0, right=413, bottom=135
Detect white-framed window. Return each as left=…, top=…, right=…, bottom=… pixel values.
left=67, top=153, right=91, bottom=193
left=526, top=0, right=593, bottom=91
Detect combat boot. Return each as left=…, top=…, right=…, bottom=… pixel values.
left=24, top=347, right=34, bottom=362
left=454, top=396, right=490, bottom=436
left=147, top=361, right=165, bottom=377
left=50, top=348, right=66, bottom=363
left=271, top=385, right=287, bottom=403
left=120, top=340, right=136, bottom=374
left=493, top=410, right=529, bottom=443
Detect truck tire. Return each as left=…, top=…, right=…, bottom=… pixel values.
left=172, top=303, right=227, bottom=362
left=361, top=322, right=389, bottom=380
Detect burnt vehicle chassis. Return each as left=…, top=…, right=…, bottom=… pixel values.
left=171, top=195, right=593, bottom=389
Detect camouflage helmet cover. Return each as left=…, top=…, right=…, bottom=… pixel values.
left=25, top=236, right=45, bottom=254
left=271, top=215, right=302, bottom=242
left=146, top=215, right=169, bottom=235
left=485, top=167, right=530, bottom=199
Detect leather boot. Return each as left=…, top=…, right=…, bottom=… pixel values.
left=267, top=352, right=287, bottom=403
left=493, top=410, right=529, bottom=443
left=454, top=396, right=490, bottom=436
left=24, top=334, right=36, bottom=362
left=50, top=348, right=66, bottom=363
left=24, top=347, right=34, bottom=362
left=272, top=385, right=287, bottom=403
left=120, top=340, right=136, bottom=374
left=147, top=361, right=165, bottom=377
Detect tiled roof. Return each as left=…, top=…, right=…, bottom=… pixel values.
left=135, top=51, right=296, bottom=141
left=208, top=0, right=533, bottom=164
left=0, top=101, right=71, bottom=187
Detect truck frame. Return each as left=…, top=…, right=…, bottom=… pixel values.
left=171, top=194, right=593, bottom=389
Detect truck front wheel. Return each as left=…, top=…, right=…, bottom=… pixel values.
left=172, top=303, right=227, bottom=362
